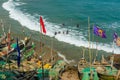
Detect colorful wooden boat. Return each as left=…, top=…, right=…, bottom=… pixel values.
left=97, top=65, right=120, bottom=80
left=79, top=67, right=99, bottom=80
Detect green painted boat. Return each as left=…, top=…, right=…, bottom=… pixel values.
left=49, top=60, right=66, bottom=80
left=97, top=66, right=119, bottom=80
left=80, top=67, right=99, bottom=80
left=22, top=49, right=34, bottom=60
left=22, top=43, right=35, bottom=60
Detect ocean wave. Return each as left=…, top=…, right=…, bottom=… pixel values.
left=2, top=0, right=120, bottom=54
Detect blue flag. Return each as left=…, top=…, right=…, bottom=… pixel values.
left=16, top=38, right=21, bottom=68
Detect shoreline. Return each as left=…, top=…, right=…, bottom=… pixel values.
left=2, top=0, right=120, bottom=54
left=0, top=0, right=113, bottom=64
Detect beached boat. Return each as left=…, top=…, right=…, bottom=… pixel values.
left=78, top=58, right=99, bottom=80
left=60, top=66, right=80, bottom=80
left=96, top=54, right=120, bottom=80
left=78, top=58, right=89, bottom=72
left=78, top=59, right=100, bottom=80
left=78, top=18, right=99, bottom=80
left=79, top=67, right=99, bottom=80
left=0, top=35, right=6, bottom=44
left=0, top=37, right=30, bottom=57
left=49, top=60, right=66, bottom=80
left=97, top=65, right=120, bottom=80
left=19, top=42, right=35, bottom=60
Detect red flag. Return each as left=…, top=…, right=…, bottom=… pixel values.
left=40, top=16, right=46, bottom=34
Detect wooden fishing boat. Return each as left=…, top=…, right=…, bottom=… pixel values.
left=0, top=37, right=30, bottom=53
left=79, top=67, right=99, bottom=80
left=100, top=55, right=109, bottom=66
left=78, top=58, right=99, bottom=80
left=96, top=54, right=120, bottom=80
left=49, top=60, right=66, bottom=80
left=78, top=18, right=99, bottom=80
left=78, top=58, right=89, bottom=72
left=22, top=48, right=35, bottom=60
left=60, top=66, right=80, bottom=80
left=97, top=65, right=120, bottom=80
left=0, top=35, right=6, bottom=44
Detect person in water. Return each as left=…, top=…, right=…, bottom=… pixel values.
left=62, top=23, right=65, bottom=26
left=76, top=24, right=80, bottom=28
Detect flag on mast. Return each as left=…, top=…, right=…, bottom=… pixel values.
left=16, top=38, right=21, bottom=68
left=113, top=32, right=120, bottom=46
left=113, top=32, right=118, bottom=42
left=40, top=16, right=46, bottom=34
left=93, top=25, right=106, bottom=38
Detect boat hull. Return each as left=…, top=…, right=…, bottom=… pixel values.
left=78, top=67, right=99, bottom=80
left=98, top=72, right=116, bottom=80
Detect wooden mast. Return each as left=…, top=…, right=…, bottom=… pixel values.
left=111, top=40, right=115, bottom=68
left=92, top=25, right=94, bottom=64
left=88, top=17, right=91, bottom=67
left=88, top=17, right=93, bottom=80
left=40, top=24, right=42, bottom=55
left=1, top=19, right=6, bottom=36
left=93, top=40, right=98, bottom=63
left=51, top=35, right=53, bottom=63
left=39, top=16, right=44, bottom=80
left=8, top=25, right=11, bottom=70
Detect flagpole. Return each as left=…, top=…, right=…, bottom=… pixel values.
left=82, top=48, right=85, bottom=59
left=111, top=40, right=115, bottom=68
left=88, top=17, right=91, bottom=65
left=22, top=27, right=25, bottom=36
left=94, top=39, right=98, bottom=63
left=8, top=26, right=11, bottom=70
left=39, top=16, right=44, bottom=80
left=92, top=25, right=94, bottom=64
left=92, top=25, right=98, bottom=63
left=88, top=17, right=92, bottom=79
left=6, top=25, right=11, bottom=70
left=40, top=25, right=44, bottom=80
left=39, top=21, right=42, bottom=55
left=51, top=35, right=53, bottom=63
left=1, top=19, right=6, bottom=36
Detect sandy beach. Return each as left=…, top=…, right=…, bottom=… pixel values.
left=1, top=0, right=120, bottom=80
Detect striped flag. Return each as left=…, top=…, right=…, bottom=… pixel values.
left=40, top=16, right=46, bottom=34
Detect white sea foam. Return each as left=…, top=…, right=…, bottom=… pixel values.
left=57, top=52, right=75, bottom=64
left=2, top=0, right=120, bottom=54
